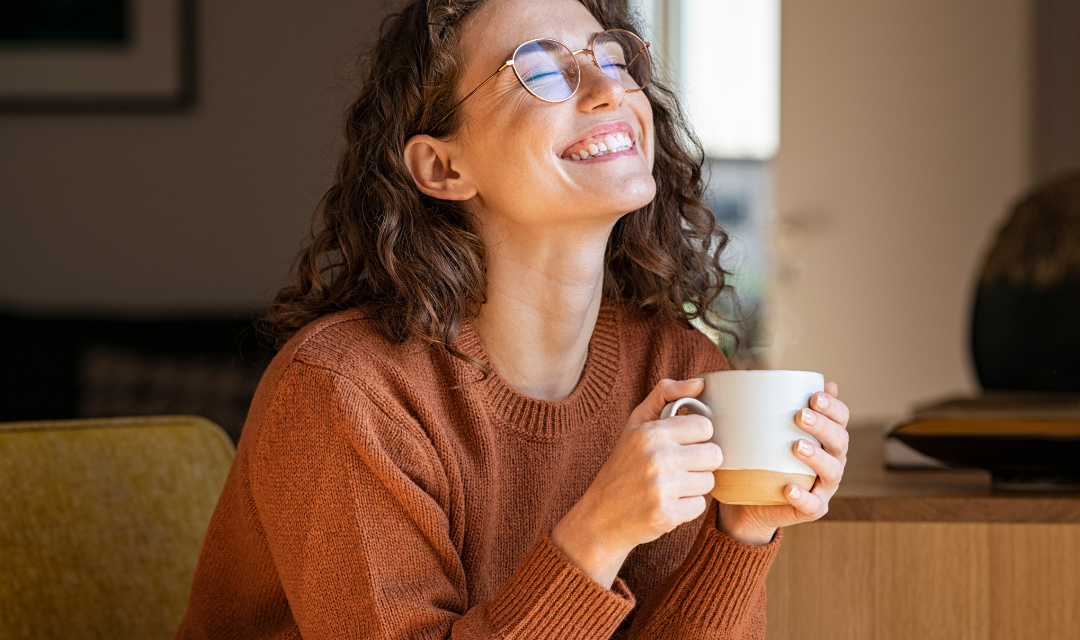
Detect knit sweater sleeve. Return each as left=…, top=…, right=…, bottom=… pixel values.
left=620, top=499, right=781, bottom=639
left=248, top=360, right=636, bottom=640
left=607, top=324, right=781, bottom=639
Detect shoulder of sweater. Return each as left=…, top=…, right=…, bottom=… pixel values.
left=274, top=308, right=433, bottom=384
left=247, top=311, right=446, bottom=482
left=243, top=308, right=448, bottom=441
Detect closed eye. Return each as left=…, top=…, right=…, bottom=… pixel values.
left=523, top=69, right=563, bottom=84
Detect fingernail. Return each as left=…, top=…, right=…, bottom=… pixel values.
left=797, top=439, right=813, bottom=456
left=789, top=485, right=801, bottom=499
left=816, top=393, right=830, bottom=409
left=801, top=408, right=817, bottom=425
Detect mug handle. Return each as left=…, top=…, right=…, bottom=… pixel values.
left=660, top=397, right=713, bottom=420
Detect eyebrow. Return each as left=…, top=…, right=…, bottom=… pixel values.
left=577, top=31, right=602, bottom=49
left=517, top=30, right=603, bottom=54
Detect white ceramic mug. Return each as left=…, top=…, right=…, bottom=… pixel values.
left=661, top=370, right=824, bottom=505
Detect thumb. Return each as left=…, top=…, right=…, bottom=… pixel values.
left=628, top=378, right=706, bottom=426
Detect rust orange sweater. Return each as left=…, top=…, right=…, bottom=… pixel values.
left=176, top=302, right=781, bottom=639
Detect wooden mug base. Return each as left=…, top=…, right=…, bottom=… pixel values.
left=711, top=469, right=817, bottom=505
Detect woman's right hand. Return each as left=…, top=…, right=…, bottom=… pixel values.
left=550, top=378, right=723, bottom=588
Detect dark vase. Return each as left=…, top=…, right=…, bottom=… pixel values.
left=970, top=172, right=1080, bottom=392
left=971, top=282, right=1080, bottom=392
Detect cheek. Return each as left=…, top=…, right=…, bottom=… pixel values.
left=465, top=96, right=550, bottom=163
left=469, top=108, right=560, bottom=186
left=636, top=96, right=656, bottom=168
left=474, top=134, right=553, bottom=194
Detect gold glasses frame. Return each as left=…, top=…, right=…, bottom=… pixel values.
left=432, top=28, right=651, bottom=131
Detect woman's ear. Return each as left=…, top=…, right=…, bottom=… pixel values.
left=403, top=135, right=477, bottom=201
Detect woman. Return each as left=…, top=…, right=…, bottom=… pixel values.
left=177, top=0, right=850, bottom=637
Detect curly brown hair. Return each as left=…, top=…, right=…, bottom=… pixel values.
left=265, top=0, right=734, bottom=368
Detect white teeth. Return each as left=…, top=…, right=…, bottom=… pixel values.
left=566, top=133, right=635, bottom=160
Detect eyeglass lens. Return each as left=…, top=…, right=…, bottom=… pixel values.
left=592, top=31, right=651, bottom=90
left=512, top=31, right=651, bottom=102
left=513, top=40, right=580, bottom=101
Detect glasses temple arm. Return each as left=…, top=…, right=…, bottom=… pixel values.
left=431, top=62, right=512, bottom=132
left=626, top=42, right=649, bottom=68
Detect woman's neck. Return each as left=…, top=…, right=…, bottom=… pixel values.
left=472, top=219, right=614, bottom=401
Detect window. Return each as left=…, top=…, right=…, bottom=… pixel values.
left=632, top=0, right=780, bottom=366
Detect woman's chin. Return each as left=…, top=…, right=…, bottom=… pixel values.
left=574, top=194, right=656, bottom=224
left=604, top=176, right=657, bottom=214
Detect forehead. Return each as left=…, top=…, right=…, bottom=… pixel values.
left=460, top=0, right=605, bottom=68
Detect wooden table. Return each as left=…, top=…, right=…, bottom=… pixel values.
left=765, top=425, right=1080, bottom=640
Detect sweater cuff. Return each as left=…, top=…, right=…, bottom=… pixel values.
left=488, top=533, right=635, bottom=638
left=675, top=524, right=781, bottom=626
left=637, top=508, right=782, bottom=635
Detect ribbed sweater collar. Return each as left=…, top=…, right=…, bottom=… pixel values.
left=454, top=302, right=622, bottom=440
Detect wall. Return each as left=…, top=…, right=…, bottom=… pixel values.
left=0, top=1, right=382, bottom=313
left=1034, top=0, right=1080, bottom=182
left=769, top=0, right=1033, bottom=420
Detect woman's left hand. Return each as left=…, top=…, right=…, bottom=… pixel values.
left=717, top=381, right=850, bottom=546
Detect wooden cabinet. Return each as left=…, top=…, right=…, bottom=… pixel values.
left=765, top=427, right=1080, bottom=640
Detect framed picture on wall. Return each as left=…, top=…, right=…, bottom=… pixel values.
left=0, top=0, right=194, bottom=110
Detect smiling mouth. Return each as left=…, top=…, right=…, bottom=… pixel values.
left=561, top=132, right=635, bottom=162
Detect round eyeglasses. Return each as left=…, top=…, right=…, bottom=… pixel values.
left=432, top=29, right=652, bottom=131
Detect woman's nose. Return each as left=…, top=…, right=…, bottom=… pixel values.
left=574, top=56, right=626, bottom=111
